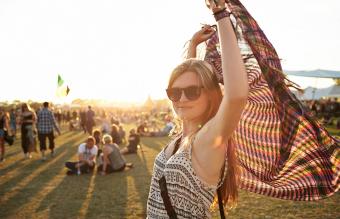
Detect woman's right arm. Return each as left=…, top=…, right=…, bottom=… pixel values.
left=102, top=146, right=112, bottom=173
left=186, top=25, right=216, bottom=59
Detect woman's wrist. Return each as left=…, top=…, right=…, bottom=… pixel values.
left=213, top=8, right=230, bottom=22
left=189, top=39, right=199, bottom=48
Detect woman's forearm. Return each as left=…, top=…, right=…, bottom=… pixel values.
left=218, top=17, right=248, bottom=100
left=186, top=41, right=198, bottom=59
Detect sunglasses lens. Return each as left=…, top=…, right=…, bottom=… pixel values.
left=166, top=88, right=181, bottom=102
left=184, top=86, right=201, bottom=101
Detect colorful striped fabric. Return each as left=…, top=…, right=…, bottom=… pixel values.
left=204, top=0, right=339, bottom=201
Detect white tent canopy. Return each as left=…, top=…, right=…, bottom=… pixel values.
left=294, top=85, right=340, bottom=100
left=285, top=69, right=340, bottom=78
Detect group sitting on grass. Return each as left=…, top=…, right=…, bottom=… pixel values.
left=65, top=135, right=133, bottom=175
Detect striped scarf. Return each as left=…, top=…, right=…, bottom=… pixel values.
left=204, top=0, right=339, bottom=201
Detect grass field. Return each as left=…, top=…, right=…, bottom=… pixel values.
left=0, top=125, right=339, bottom=219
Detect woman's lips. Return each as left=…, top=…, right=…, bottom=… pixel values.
left=176, top=105, right=192, bottom=109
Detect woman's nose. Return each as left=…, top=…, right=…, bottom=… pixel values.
left=178, top=91, right=189, bottom=102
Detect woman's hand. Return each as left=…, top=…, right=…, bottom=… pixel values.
left=190, top=25, right=216, bottom=47
left=187, top=25, right=216, bottom=59
left=205, top=0, right=226, bottom=13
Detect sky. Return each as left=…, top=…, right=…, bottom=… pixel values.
left=0, top=0, right=339, bottom=103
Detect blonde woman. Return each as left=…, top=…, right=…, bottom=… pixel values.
left=98, top=134, right=133, bottom=175
left=20, top=103, right=37, bottom=159
left=0, top=108, right=11, bottom=162
left=146, top=0, right=248, bottom=218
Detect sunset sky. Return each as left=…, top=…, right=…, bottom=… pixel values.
left=0, top=0, right=339, bottom=103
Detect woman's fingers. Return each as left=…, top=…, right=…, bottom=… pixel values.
left=205, top=0, right=226, bottom=12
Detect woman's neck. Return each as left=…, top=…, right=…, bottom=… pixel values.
left=182, top=119, right=201, bottom=137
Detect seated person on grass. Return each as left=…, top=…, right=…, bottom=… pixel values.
left=121, top=129, right=140, bottom=154
left=137, top=121, right=150, bottom=137
left=98, top=134, right=133, bottom=175
left=65, top=136, right=98, bottom=175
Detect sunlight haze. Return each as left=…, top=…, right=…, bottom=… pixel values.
left=0, top=0, right=339, bottom=103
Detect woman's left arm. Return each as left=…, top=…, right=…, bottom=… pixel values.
left=196, top=1, right=248, bottom=148
left=192, top=1, right=248, bottom=184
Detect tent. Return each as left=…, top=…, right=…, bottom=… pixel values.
left=285, top=69, right=340, bottom=100
left=293, top=85, right=340, bottom=100
left=285, top=69, right=340, bottom=78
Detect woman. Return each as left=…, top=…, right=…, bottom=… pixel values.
left=9, top=108, right=17, bottom=137
left=0, top=108, right=11, bottom=162
left=98, top=134, right=133, bottom=175
left=120, top=129, right=140, bottom=154
left=147, top=1, right=248, bottom=218
left=20, top=103, right=37, bottom=159
left=110, top=124, right=122, bottom=145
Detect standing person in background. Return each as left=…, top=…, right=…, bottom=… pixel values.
left=9, top=108, right=17, bottom=137
left=20, top=103, right=37, bottom=159
left=147, top=1, right=248, bottom=218
left=118, top=125, right=126, bottom=144
left=0, top=108, right=11, bottom=162
left=37, top=102, right=61, bottom=161
left=86, top=106, right=95, bottom=135
left=55, top=109, right=62, bottom=126
left=80, top=109, right=87, bottom=133
left=101, top=113, right=111, bottom=135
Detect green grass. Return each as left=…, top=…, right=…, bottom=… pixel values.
left=0, top=125, right=339, bottom=219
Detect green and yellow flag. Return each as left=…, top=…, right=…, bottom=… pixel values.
left=56, top=74, right=70, bottom=97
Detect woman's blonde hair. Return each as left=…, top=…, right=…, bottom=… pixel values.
left=21, top=103, right=33, bottom=112
left=168, top=58, right=239, bottom=210
left=102, top=134, right=112, bottom=144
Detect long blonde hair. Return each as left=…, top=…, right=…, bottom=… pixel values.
left=168, top=58, right=239, bottom=210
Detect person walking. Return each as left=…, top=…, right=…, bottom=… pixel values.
left=0, top=108, right=11, bottom=162
left=37, top=102, right=61, bottom=161
left=20, top=103, right=37, bottom=159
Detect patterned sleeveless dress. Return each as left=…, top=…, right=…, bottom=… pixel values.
left=147, top=139, right=227, bottom=219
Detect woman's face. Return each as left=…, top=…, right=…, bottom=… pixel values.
left=170, top=71, right=209, bottom=122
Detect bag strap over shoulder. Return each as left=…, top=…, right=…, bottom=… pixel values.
left=159, top=176, right=178, bottom=219
left=160, top=135, right=226, bottom=219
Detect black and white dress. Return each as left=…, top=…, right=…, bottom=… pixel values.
left=147, top=138, right=227, bottom=219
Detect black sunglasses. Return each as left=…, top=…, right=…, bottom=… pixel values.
left=166, top=86, right=204, bottom=102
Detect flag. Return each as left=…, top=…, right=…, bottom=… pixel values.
left=57, top=74, right=64, bottom=87
left=56, top=74, right=70, bottom=97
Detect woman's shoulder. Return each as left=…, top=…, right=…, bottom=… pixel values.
left=107, top=143, right=119, bottom=150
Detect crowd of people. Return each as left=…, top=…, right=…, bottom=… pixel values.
left=303, top=98, right=340, bottom=128
left=0, top=102, right=175, bottom=170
